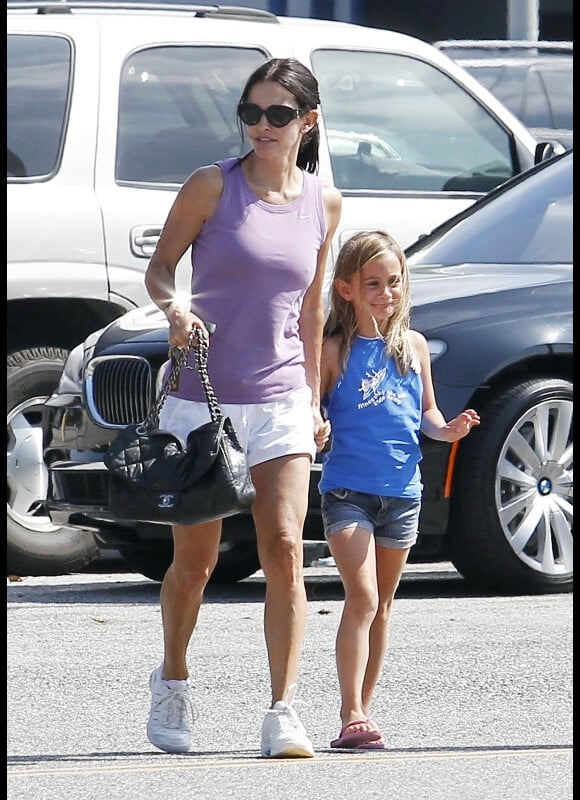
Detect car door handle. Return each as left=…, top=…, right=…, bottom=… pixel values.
left=130, top=225, right=162, bottom=258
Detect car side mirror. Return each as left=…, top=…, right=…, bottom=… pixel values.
left=534, top=140, right=566, bottom=164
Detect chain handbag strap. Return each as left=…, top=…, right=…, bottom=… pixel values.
left=190, top=327, right=222, bottom=424
left=141, top=326, right=222, bottom=432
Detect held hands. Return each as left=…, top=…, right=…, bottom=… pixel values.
left=313, top=407, right=331, bottom=452
left=443, top=408, right=481, bottom=441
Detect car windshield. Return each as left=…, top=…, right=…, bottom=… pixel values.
left=406, top=152, right=573, bottom=266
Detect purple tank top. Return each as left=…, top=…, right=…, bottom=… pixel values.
left=171, top=156, right=327, bottom=403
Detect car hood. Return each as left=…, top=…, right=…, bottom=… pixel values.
left=94, top=304, right=169, bottom=355
left=408, top=261, right=571, bottom=307
left=93, top=261, right=571, bottom=355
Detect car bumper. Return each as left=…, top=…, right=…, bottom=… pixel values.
left=47, top=454, right=449, bottom=559
left=44, top=401, right=450, bottom=557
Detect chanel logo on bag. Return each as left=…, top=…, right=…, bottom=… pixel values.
left=157, top=493, right=176, bottom=509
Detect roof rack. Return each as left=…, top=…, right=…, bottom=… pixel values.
left=7, top=1, right=279, bottom=21
left=434, top=39, right=572, bottom=54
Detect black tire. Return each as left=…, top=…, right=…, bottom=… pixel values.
left=7, top=348, right=100, bottom=576
left=120, top=518, right=260, bottom=583
left=448, top=377, right=573, bottom=594
left=213, top=517, right=260, bottom=583
left=118, top=541, right=173, bottom=583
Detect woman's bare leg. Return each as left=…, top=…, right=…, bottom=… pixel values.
left=250, top=454, right=311, bottom=704
left=159, top=519, right=222, bottom=679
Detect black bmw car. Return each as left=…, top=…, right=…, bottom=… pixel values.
left=42, top=150, right=573, bottom=593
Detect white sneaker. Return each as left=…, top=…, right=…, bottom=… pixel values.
left=146, top=665, right=198, bottom=753
left=261, top=684, right=314, bottom=758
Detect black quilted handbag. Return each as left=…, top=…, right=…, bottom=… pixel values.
left=103, top=326, right=256, bottom=525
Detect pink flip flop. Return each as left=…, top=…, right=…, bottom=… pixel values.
left=354, top=737, right=386, bottom=750
left=330, top=720, right=383, bottom=749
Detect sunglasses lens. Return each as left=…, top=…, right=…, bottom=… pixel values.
left=237, top=103, right=302, bottom=128
left=267, top=106, right=295, bottom=127
left=237, top=103, right=261, bottom=126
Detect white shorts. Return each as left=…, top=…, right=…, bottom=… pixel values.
left=158, top=386, right=316, bottom=468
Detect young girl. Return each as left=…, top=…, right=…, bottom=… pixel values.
left=319, top=230, right=479, bottom=750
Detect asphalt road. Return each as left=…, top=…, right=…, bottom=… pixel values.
left=7, top=562, right=572, bottom=800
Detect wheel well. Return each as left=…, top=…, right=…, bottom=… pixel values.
left=466, top=353, right=572, bottom=414
left=7, top=298, right=129, bottom=354
left=445, top=353, right=572, bottom=512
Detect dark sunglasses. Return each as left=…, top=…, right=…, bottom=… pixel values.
left=237, top=102, right=305, bottom=128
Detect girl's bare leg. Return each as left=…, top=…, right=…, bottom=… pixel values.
left=327, top=525, right=379, bottom=731
left=362, top=546, right=410, bottom=715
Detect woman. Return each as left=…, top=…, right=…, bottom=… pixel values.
left=143, top=57, right=342, bottom=758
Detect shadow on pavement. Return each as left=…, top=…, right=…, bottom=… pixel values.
left=7, top=560, right=503, bottom=606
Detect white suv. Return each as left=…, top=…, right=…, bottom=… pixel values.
left=7, top=1, right=547, bottom=575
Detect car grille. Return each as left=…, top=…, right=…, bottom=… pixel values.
left=85, top=356, right=153, bottom=427
left=49, top=462, right=110, bottom=506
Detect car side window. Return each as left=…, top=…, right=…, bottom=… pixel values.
left=312, top=49, right=516, bottom=194
left=116, top=46, right=266, bottom=185
left=522, top=68, right=552, bottom=129
left=532, top=68, right=573, bottom=131
left=7, top=34, right=72, bottom=179
left=466, top=65, right=524, bottom=120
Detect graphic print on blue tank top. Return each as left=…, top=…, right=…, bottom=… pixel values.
left=320, top=336, right=424, bottom=499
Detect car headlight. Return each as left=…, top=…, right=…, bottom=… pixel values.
left=48, top=328, right=102, bottom=400
left=427, top=338, right=447, bottom=362
left=49, top=342, right=86, bottom=398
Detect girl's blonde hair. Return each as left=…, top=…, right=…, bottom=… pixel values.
left=323, top=230, right=414, bottom=375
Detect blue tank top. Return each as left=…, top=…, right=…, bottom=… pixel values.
left=171, top=156, right=327, bottom=403
left=319, top=336, right=424, bottom=498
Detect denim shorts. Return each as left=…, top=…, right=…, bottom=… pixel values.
left=158, top=387, right=316, bottom=468
left=321, top=488, right=420, bottom=549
